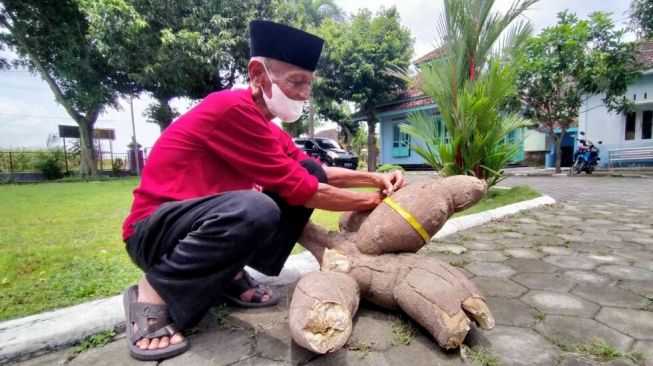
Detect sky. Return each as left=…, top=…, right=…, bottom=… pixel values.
left=0, top=0, right=632, bottom=152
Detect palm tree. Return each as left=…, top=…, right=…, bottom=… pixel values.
left=393, top=0, right=537, bottom=187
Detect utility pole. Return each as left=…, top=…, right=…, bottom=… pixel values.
left=130, top=95, right=141, bottom=176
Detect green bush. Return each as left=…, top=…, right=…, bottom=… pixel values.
left=112, top=158, right=125, bottom=175
left=0, top=149, right=37, bottom=172
left=31, top=150, right=64, bottom=180
left=377, top=164, right=405, bottom=173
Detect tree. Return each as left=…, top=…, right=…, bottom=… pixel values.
left=315, top=8, right=413, bottom=171
left=0, top=0, right=127, bottom=177
left=393, top=0, right=535, bottom=187
left=82, top=0, right=277, bottom=131
left=516, top=11, right=641, bottom=173
left=629, top=0, right=653, bottom=39
left=275, top=0, right=345, bottom=138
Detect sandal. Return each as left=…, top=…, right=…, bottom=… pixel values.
left=123, top=285, right=190, bottom=361
left=222, top=270, right=280, bottom=308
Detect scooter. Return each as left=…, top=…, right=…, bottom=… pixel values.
left=570, top=131, right=602, bottom=175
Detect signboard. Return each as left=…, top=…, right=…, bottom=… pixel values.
left=58, top=125, right=116, bottom=140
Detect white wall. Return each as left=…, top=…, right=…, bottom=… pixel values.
left=579, top=73, right=653, bottom=166
left=523, top=129, right=548, bottom=152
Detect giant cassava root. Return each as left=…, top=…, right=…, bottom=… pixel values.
left=346, top=175, right=487, bottom=255
left=322, top=248, right=494, bottom=349
left=291, top=175, right=493, bottom=352
left=288, top=271, right=359, bottom=354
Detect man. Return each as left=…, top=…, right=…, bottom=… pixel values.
left=122, top=20, right=405, bottom=361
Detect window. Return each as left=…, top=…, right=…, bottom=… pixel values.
left=625, top=112, right=636, bottom=140
left=435, top=115, right=449, bottom=143
left=315, top=138, right=341, bottom=149
left=643, top=110, right=652, bottom=140
left=304, top=141, right=315, bottom=149
left=392, top=123, right=410, bottom=158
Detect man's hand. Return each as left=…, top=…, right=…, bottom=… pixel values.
left=378, top=170, right=406, bottom=196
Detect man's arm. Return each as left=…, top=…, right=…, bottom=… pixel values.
left=325, top=167, right=406, bottom=194
left=303, top=183, right=384, bottom=211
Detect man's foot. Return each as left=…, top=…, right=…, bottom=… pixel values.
left=123, top=277, right=189, bottom=360
left=231, top=270, right=272, bottom=303
left=223, top=270, right=280, bottom=308
left=134, top=276, right=185, bottom=351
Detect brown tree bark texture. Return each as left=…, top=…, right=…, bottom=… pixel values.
left=289, top=271, right=360, bottom=354
left=353, top=175, right=487, bottom=255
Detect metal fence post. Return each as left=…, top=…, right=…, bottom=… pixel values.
left=9, top=151, right=14, bottom=174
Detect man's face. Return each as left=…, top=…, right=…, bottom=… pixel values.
left=264, top=59, right=315, bottom=101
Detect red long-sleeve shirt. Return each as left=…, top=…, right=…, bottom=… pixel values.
left=122, top=88, right=318, bottom=240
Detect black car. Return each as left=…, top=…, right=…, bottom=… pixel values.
left=293, top=137, right=359, bottom=170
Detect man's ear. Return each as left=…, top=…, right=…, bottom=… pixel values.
left=248, top=60, right=265, bottom=87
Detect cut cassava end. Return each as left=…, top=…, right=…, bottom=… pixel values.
left=289, top=271, right=360, bottom=354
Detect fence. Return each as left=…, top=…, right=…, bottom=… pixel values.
left=0, top=149, right=137, bottom=175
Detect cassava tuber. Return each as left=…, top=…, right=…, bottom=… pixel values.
left=351, top=175, right=487, bottom=255
left=289, top=271, right=360, bottom=354
left=292, top=175, right=493, bottom=352
left=322, top=248, right=494, bottom=349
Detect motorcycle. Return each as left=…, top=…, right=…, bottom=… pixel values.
left=570, top=131, right=602, bottom=175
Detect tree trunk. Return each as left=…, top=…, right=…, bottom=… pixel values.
left=366, top=114, right=377, bottom=172
left=157, top=97, right=174, bottom=132
left=288, top=122, right=299, bottom=138
left=555, top=126, right=566, bottom=174
left=341, top=125, right=353, bottom=148
left=78, top=120, right=98, bottom=178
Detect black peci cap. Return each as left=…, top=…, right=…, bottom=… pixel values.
left=249, top=20, right=324, bottom=72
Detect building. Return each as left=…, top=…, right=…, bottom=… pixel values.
left=352, top=49, right=526, bottom=169
left=578, top=38, right=653, bottom=167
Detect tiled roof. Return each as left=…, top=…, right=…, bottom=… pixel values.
left=636, top=38, right=653, bottom=69
left=413, top=48, right=445, bottom=65
left=377, top=88, right=433, bottom=113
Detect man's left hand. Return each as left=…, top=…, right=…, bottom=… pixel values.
left=379, top=170, right=406, bottom=196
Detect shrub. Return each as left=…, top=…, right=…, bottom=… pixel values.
left=377, top=164, right=405, bottom=173
left=112, top=158, right=125, bottom=175
left=31, top=149, right=64, bottom=180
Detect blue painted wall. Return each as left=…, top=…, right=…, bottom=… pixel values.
left=377, top=103, right=525, bottom=166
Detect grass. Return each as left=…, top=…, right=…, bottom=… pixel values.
left=346, top=338, right=374, bottom=359
left=544, top=335, right=644, bottom=365
left=391, top=317, right=417, bottom=346
left=0, top=179, right=141, bottom=321
left=0, top=180, right=541, bottom=321
left=74, top=328, right=116, bottom=354
left=452, top=185, right=540, bottom=218
left=449, top=259, right=470, bottom=268
left=559, top=339, right=644, bottom=364
left=467, top=347, right=501, bottom=366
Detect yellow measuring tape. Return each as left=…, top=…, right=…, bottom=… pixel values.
left=383, top=197, right=431, bottom=243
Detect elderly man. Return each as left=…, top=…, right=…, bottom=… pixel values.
left=122, top=20, right=404, bottom=361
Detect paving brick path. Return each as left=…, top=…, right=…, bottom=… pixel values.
left=15, top=176, right=653, bottom=366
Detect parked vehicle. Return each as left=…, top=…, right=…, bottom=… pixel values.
left=570, top=131, right=602, bottom=174
left=293, top=137, right=359, bottom=170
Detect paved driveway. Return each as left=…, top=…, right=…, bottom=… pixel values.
left=16, top=176, right=653, bottom=366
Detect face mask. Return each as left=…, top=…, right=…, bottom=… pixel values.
left=261, top=64, right=306, bottom=123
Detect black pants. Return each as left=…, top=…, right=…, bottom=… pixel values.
left=125, top=159, right=327, bottom=328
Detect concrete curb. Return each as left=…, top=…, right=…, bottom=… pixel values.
left=433, top=194, right=557, bottom=239
left=0, top=195, right=556, bottom=364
